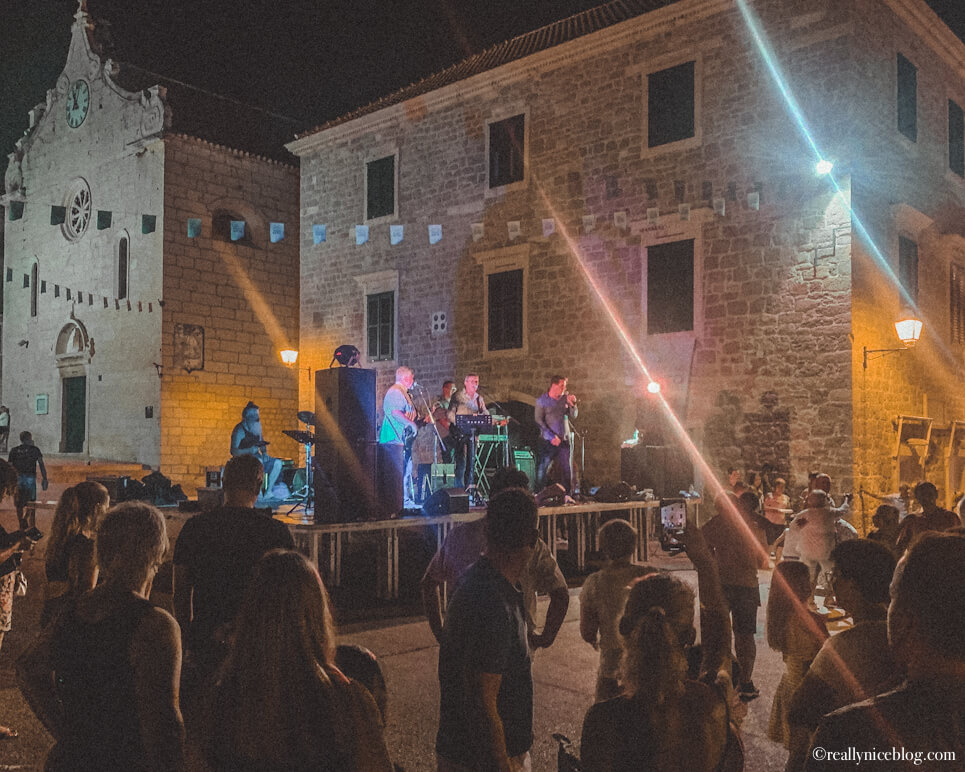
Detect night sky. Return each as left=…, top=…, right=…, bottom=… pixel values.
left=1, top=0, right=964, bottom=159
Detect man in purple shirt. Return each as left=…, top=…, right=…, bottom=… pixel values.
left=534, top=375, right=578, bottom=494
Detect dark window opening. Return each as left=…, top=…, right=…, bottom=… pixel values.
left=489, top=114, right=525, bottom=188
left=366, top=155, right=396, bottom=220
left=366, top=291, right=395, bottom=361
left=899, top=235, right=919, bottom=303
left=648, top=61, right=695, bottom=148
left=488, top=269, right=523, bottom=351
left=647, top=239, right=695, bottom=334
left=949, top=99, right=964, bottom=177
left=30, top=264, right=38, bottom=318
left=897, top=53, right=917, bottom=142
left=118, top=237, right=129, bottom=300
left=952, top=264, right=965, bottom=344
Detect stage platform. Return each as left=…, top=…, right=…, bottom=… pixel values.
left=24, top=495, right=701, bottom=602
left=274, top=499, right=698, bottom=600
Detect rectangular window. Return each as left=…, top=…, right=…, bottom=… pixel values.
left=487, top=269, right=523, bottom=351
left=899, top=236, right=919, bottom=303
left=648, top=61, right=695, bottom=148
left=366, top=155, right=395, bottom=220
left=897, top=53, right=917, bottom=142
left=489, top=114, right=525, bottom=188
left=366, top=291, right=395, bottom=361
left=647, top=239, right=695, bottom=334
left=30, top=265, right=38, bottom=318
left=949, top=99, right=964, bottom=177
left=118, top=237, right=129, bottom=300
left=952, top=264, right=965, bottom=344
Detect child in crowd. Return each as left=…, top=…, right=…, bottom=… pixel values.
left=579, top=518, right=656, bottom=701
left=867, top=504, right=901, bottom=557
left=765, top=561, right=828, bottom=758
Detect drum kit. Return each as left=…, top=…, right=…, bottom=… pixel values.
left=281, top=410, right=317, bottom=515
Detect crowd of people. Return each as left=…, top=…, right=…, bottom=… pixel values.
left=1, top=454, right=963, bottom=770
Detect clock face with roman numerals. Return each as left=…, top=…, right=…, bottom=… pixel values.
left=66, top=79, right=90, bottom=128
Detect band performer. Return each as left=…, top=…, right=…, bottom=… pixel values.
left=535, top=375, right=578, bottom=494
left=448, top=374, right=488, bottom=489
left=411, top=380, right=457, bottom=503
left=434, top=380, right=457, bottom=463
left=379, top=367, right=419, bottom=509
left=230, top=402, right=282, bottom=499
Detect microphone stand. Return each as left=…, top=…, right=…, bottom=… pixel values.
left=569, top=417, right=585, bottom=497
left=412, top=386, right=446, bottom=501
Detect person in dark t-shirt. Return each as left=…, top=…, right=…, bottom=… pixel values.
left=436, top=488, right=539, bottom=770
left=9, top=431, right=47, bottom=529
left=173, top=455, right=293, bottom=682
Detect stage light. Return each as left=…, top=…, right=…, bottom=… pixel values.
left=647, top=381, right=661, bottom=394
left=815, top=159, right=833, bottom=176
left=279, top=348, right=299, bottom=366
left=330, top=344, right=361, bottom=367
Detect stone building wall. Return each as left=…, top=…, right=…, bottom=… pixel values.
left=159, top=135, right=300, bottom=489
left=847, top=0, right=965, bottom=513
left=1, top=15, right=165, bottom=466
left=292, top=0, right=866, bottom=495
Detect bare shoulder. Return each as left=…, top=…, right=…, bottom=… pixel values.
left=133, top=606, right=180, bottom=652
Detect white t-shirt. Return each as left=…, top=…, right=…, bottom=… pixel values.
left=579, top=562, right=657, bottom=678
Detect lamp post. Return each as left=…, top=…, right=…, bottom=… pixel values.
left=862, top=312, right=923, bottom=368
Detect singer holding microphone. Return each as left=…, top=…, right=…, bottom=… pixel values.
left=534, top=375, right=578, bottom=495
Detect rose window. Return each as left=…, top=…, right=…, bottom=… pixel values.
left=63, top=179, right=92, bottom=241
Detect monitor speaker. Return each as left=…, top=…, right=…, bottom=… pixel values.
left=422, top=487, right=470, bottom=516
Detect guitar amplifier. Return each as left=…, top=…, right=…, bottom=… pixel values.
left=512, top=449, right=535, bottom=490
left=431, top=463, right=455, bottom=489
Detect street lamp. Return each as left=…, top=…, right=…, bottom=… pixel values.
left=279, top=348, right=299, bottom=366
left=863, top=312, right=923, bottom=368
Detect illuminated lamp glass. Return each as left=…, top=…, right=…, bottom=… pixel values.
left=894, top=317, right=922, bottom=347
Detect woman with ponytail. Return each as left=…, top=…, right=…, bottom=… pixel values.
left=42, top=481, right=109, bottom=626
left=580, top=523, right=743, bottom=771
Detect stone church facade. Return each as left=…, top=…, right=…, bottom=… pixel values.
left=288, top=0, right=965, bottom=528
left=1, top=5, right=299, bottom=489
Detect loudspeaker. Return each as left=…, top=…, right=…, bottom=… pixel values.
left=314, top=368, right=376, bottom=445
left=512, top=449, right=535, bottom=490
left=422, top=487, right=470, bottom=516
left=313, top=368, right=378, bottom=521
left=376, top=442, right=404, bottom=517
left=431, top=463, right=456, bottom=490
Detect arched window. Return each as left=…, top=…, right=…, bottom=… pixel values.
left=56, top=320, right=89, bottom=359
left=30, top=263, right=38, bottom=318
left=117, top=234, right=129, bottom=300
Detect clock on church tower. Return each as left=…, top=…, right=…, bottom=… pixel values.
left=65, top=79, right=90, bottom=128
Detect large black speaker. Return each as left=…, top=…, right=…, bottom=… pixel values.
left=313, top=368, right=378, bottom=521
left=422, top=487, right=470, bottom=516
left=314, top=368, right=376, bottom=444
